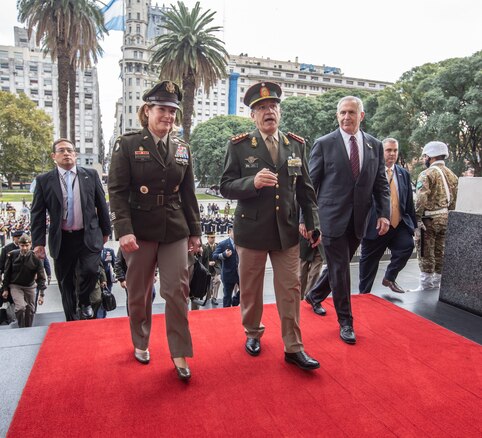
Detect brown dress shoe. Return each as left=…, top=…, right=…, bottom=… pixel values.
left=382, top=278, right=405, bottom=293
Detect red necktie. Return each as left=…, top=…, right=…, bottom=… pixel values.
left=349, top=136, right=360, bottom=179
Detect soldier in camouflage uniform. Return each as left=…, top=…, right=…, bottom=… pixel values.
left=411, top=141, right=458, bottom=292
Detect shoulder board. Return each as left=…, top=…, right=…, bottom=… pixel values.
left=124, top=130, right=141, bottom=137
left=231, top=133, right=250, bottom=144
left=287, top=132, right=305, bottom=144
left=172, top=136, right=189, bottom=147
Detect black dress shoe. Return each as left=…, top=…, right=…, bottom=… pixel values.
left=245, top=338, right=261, bottom=356
left=382, top=278, right=405, bottom=293
left=80, top=304, right=94, bottom=319
left=340, top=326, right=356, bottom=344
left=211, top=298, right=218, bottom=305
left=172, top=359, right=191, bottom=381
left=305, top=293, right=327, bottom=316
left=284, top=351, right=320, bottom=370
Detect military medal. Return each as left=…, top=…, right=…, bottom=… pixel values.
left=140, top=186, right=149, bottom=194
left=175, top=145, right=189, bottom=165
left=139, top=146, right=144, bottom=151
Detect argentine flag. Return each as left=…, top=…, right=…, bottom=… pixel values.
left=102, top=0, right=125, bottom=31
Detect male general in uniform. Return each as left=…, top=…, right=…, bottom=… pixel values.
left=220, top=81, right=321, bottom=371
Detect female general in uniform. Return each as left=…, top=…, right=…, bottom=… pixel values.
left=108, top=81, right=201, bottom=380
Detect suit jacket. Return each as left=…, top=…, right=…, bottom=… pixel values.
left=309, top=128, right=390, bottom=239
left=220, top=129, right=319, bottom=250
left=108, top=128, right=201, bottom=242
left=212, top=238, right=239, bottom=284
left=364, top=164, right=417, bottom=240
left=30, top=167, right=111, bottom=259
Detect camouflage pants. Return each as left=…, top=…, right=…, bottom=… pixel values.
left=415, top=215, right=448, bottom=274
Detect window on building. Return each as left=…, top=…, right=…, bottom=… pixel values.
left=45, top=101, right=53, bottom=107
left=299, top=74, right=306, bottom=79
left=357, top=81, right=365, bottom=86
left=260, top=70, right=268, bottom=75
left=286, top=73, right=293, bottom=78
left=241, top=68, right=245, bottom=73
left=136, top=78, right=140, bottom=86
left=369, top=83, right=376, bottom=88
left=311, top=76, right=318, bottom=81
left=335, top=79, right=342, bottom=84
left=323, top=78, right=331, bottom=82
left=240, top=78, right=245, bottom=83
left=128, top=78, right=132, bottom=86
left=273, top=71, right=281, bottom=77
left=137, top=12, right=140, bottom=19
left=85, top=158, right=94, bottom=166
left=133, top=51, right=138, bottom=59
left=346, top=80, right=353, bottom=85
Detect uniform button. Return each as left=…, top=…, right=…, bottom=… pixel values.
left=241, top=214, right=245, bottom=218
left=275, top=184, right=279, bottom=188
left=275, top=195, right=279, bottom=199
left=162, top=169, right=166, bottom=172
left=276, top=206, right=280, bottom=211
left=161, top=179, right=165, bottom=183
left=160, top=190, right=164, bottom=194
left=275, top=173, right=279, bottom=176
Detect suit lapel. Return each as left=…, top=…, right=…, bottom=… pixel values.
left=335, top=129, right=352, bottom=176
left=77, top=167, right=88, bottom=215
left=50, top=169, right=63, bottom=206
left=395, top=164, right=406, bottom=208
left=360, top=131, right=375, bottom=178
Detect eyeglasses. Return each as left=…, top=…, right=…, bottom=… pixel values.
left=254, top=103, right=279, bottom=112
left=55, top=148, right=75, bottom=154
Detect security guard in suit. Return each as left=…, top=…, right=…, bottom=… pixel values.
left=108, top=80, right=201, bottom=381
left=220, top=81, right=321, bottom=371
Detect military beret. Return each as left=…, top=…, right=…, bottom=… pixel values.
left=12, top=230, right=24, bottom=238
left=142, top=80, right=182, bottom=109
left=243, top=81, right=282, bottom=108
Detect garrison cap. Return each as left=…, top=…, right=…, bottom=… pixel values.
left=142, top=80, right=182, bottom=109
left=18, top=233, right=31, bottom=244
left=243, top=81, right=282, bottom=108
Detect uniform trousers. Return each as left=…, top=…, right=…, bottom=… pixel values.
left=10, top=284, right=36, bottom=327
left=209, top=274, right=221, bottom=300
left=237, top=244, right=303, bottom=353
left=124, top=238, right=193, bottom=358
left=416, top=215, right=448, bottom=274
left=299, top=250, right=323, bottom=299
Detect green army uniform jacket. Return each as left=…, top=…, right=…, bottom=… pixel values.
left=108, top=128, right=201, bottom=242
left=220, top=129, right=319, bottom=251
left=415, top=162, right=458, bottom=220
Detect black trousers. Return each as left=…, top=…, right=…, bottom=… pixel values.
left=54, top=230, right=101, bottom=321
left=307, top=217, right=360, bottom=327
left=359, top=223, right=414, bottom=293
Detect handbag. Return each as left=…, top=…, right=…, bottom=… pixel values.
left=189, top=257, right=211, bottom=302
left=101, top=287, right=117, bottom=311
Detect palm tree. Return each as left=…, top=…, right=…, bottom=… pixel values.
left=17, top=0, right=105, bottom=141
left=150, top=1, right=229, bottom=142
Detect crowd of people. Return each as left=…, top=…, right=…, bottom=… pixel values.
left=0, top=79, right=461, bottom=381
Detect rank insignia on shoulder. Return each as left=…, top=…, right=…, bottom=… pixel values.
left=282, top=135, right=290, bottom=146
left=287, top=132, right=305, bottom=144
left=124, top=130, right=140, bottom=137
left=114, top=140, right=121, bottom=152
left=251, top=137, right=258, bottom=148
left=231, top=133, right=250, bottom=144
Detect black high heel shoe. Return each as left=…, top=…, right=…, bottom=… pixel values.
left=172, top=358, right=191, bottom=381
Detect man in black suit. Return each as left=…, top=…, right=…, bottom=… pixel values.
left=30, top=138, right=111, bottom=321
left=305, top=96, right=390, bottom=344
left=359, top=138, right=417, bottom=294
left=212, top=226, right=239, bottom=307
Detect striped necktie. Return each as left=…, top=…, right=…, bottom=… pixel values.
left=349, top=136, right=360, bottom=179
left=65, top=170, right=75, bottom=228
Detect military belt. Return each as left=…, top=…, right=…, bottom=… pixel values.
left=130, top=191, right=180, bottom=206
left=424, top=208, right=448, bottom=217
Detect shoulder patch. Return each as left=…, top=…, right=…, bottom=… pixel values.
left=287, top=132, right=305, bottom=144
left=231, top=133, right=250, bottom=144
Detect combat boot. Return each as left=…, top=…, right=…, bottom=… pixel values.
left=409, top=272, right=434, bottom=292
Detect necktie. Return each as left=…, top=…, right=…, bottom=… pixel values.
left=65, top=170, right=75, bottom=228
left=266, top=135, right=278, bottom=165
left=387, top=168, right=400, bottom=228
left=157, top=140, right=167, bottom=159
left=349, top=136, right=360, bottom=179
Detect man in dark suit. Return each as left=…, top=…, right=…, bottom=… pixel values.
left=305, top=96, right=390, bottom=344
left=359, top=138, right=417, bottom=294
left=220, top=81, right=321, bottom=371
left=30, top=138, right=111, bottom=321
left=212, top=227, right=239, bottom=307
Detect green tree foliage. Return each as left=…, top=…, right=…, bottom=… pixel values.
left=18, top=0, right=106, bottom=140
left=0, top=91, right=53, bottom=188
left=190, top=115, right=254, bottom=185
left=150, top=1, right=229, bottom=143
left=371, top=52, right=482, bottom=175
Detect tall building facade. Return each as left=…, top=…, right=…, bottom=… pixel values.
left=0, top=27, right=103, bottom=168
left=117, top=1, right=392, bottom=136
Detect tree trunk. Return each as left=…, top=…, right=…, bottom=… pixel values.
left=182, top=73, right=196, bottom=143
left=57, top=48, right=70, bottom=139
left=68, top=61, right=76, bottom=144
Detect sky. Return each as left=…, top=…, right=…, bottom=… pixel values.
left=1, top=0, right=481, bottom=147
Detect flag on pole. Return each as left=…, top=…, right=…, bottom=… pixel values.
left=101, top=0, right=125, bottom=31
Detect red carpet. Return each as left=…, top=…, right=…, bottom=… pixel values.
left=8, top=295, right=482, bottom=437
